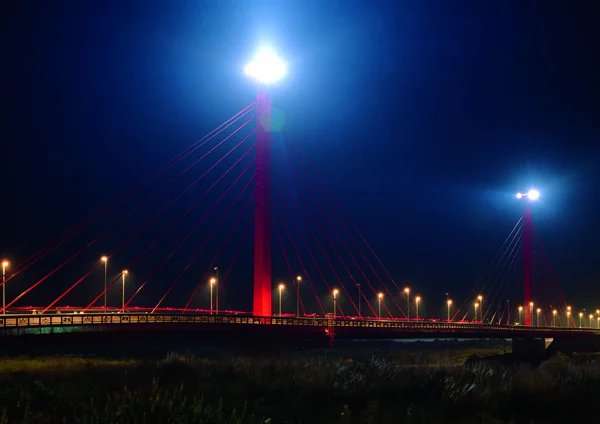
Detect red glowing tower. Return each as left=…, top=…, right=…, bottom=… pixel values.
left=517, top=189, right=540, bottom=326
left=244, top=48, right=286, bottom=316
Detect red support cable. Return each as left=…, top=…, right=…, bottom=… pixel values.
left=284, top=134, right=406, bottom=312
left=533, top=224, right=569, bottom=309
left=532, top=228, right=568, bottom=326
left=278, top=142, right=405, bottom=318
left=481, top=239, right=522, bottom=321
left=2, top=124, right=257, bottom=312
left=123, top=159, right=256, bottom=309
left=273, top=208, right=326, bottom=316
left=455, top=222, right=523, bottom=320
left=152, top=177, right=256, bottom=312
left=74, top=141, right=256, bottom=313
left=274, top=223, right=307, bottom=316
left=274, top=203, right=346, bottom=317
left=184, top=212, right=253, bottom=311
left=274, top=185, right=360, bottom=317
left=276, top=167, right=394, bottom=318
left=211, top=219, right=253, bottom=311
left=1, top=104, right=256, bottom=285
left=470, top=230, right=522, bottom=322
left=484, top=244, right=521, bottom=323
left=454, top=218, right=523, bottom=318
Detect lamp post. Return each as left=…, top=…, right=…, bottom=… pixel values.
left=209, top=278, right=217, bottom=314
left=552, top=309, right=557, bottom=327
left=529, top=302, right=534, bottom=327
left=2, top=260, right=9, bottom=315
left=296, top=275, right=301, bottom=317
left=332, top=289, right=339, bottom=319
left=516, top=189, right=540, bottom=326
left=477, top=295, right=483, bottom=322
left=356, top=283, right=362, bottom=318
left=121, top=270, right=128, bottom=312
left=415, top=296, right=421, bottom=321
left=474, top=302, right=479, bottom=322
left=377, top=292, right=383, bottom=319
left=518, top=306, right=523, bottom=324
left=100, top=256, right=108, bottom=310
left=404, top=287, right=410, bottom=320
left=245, top=47, right=286, bottom=317
left=566, top=309, right=571, bottom=327
left=278, top=283, right=285, bottom=317
left=214, top=267, right=219, bottom=314
left=589, top=314, right=594, bottom=328
left=579, top=312, right=583, bottom=328
left=447, top=299, right=453, bottom=322
left=536, top=308, right=541, bottom=327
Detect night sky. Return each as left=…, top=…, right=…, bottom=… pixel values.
left=2, top=1, right=600, bottom=317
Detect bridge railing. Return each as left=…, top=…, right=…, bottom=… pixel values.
left=0, top=313, right=598, bottom=335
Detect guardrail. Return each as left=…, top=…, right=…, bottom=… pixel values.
left=0, top=313, right=598, bottom=335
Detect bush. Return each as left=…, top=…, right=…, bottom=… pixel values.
left=0, top=347, right=597, bottom=423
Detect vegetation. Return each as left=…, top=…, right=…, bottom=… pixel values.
left=0, top=344, right=598, bottom=423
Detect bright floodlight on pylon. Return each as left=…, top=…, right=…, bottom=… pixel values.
left=516, top=189, right=540, bottom=201
left=527, top=189, right=540, bottom=201
left=244, top=47, right=286, bottom=84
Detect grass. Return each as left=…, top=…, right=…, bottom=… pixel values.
left=0, top=344, right=598, bottom=423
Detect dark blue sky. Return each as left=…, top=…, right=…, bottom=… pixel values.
left=2, top=1, right=600, bottom=317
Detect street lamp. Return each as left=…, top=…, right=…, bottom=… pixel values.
left=566, top=309, right=572, bottom=328
left=536, top=308, right=541, bottom=327
left=356, top=283, right=362, bottom=317
left=278, top=283, right=285, bottom=317
left=100, top=256, right=108, bottom=310
left=474, top=303, right=479, bottom=322
left=415, top=296, right=421, bottom=321
left=552, top=309, right=557, bottom=327
left=477, top=295, right=483, bottom=322
left=404, top=287, right=410, bottom=320
left=121, top=270, right=128, bottom=312
left=446, top=299, right=453, bottom=322
left=332, top=288, right=339, bottom=319
left=518, top=305, right=523, bottom=324
left=2, top=260, right=9, bottom=315
left=579, top=312, right=583, bottom=328
left=209, top=277, right=217, bottom=315
left=529, top=302, right=534, bottom=327
left=296, top=275, right=302, bottom=317
left=589, top=314, right=594, bottom=328
left=213, top=267, right=219, bottom=315
left=377, top=292, right=384, bottom=319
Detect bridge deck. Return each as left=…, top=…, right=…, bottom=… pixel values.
left=0, top=313, right=598, bottom=340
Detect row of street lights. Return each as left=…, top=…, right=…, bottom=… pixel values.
left=516, top=304, right=600, bottom=328
left=3, top=255, right=600, bottom=325
left=100, top=256, right=128, bottom=310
